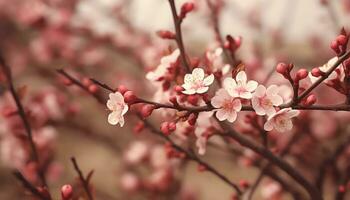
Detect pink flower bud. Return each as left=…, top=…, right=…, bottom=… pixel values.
left=180, top=2, right=195, bottom=19
left=123, top=91, right=137, bottom=104
left=197, top=164, right=207, bottom=172
left=168, top=122, right=176, bottom=132
left=234, top=36, right=242, bottom=48
left=336, top=35, right=347, bottom=46
left=295, top=68, right=308, bottom=81
left=174, top=85, right=183, bottom=93
left=160, top=122, right=171, bottom=135
left=88, top=84, right=99, bottom=93
left=276, top=63, right=288, bottom=75
left=330, top=40, right=340, bottom=53
left=338, top=185, right=346, bottom=193
left=187, top=95, right=199, bottom=105
left=117, top=85, right=128, bottom=95
left=133, top=121, right=145, bottom=134
left=239, top=180, right=250, bottom=189
left=305, top=94, right=317, bottom=106
left=61, top=184, right=73, bottom=200
left=311, top=67, right=323, bottom=77
left=140, top=105, right=155, bottom=118
left=156, top=30, right=176, bottom=39
left=187, top=113, right=198, bottom=125
left=82, top=77, right=91, bottom=87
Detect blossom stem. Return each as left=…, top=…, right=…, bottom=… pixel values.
left=70, top=157, right=94, bottom=200
left=0, top=54, right=50, bottom=192
left=168, top=0, right=191, bottom=72
left=219, top=122, right=323, bottom=200
left=13, top=171, right=50, bottom=200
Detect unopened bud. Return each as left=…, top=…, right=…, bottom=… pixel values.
left=336, top=35, right=347, bottom=46
left=61, top=184, right=73, bottom=200
left=180, top=2, right=195, bottom=19
left=305, top=94, right=317, bottom=106
left=311, top=67, right=323, bottom=77
left=88, top=84, right=99, bottom=93
left=117, top=85, right=128, bottom=95
left=156, top=30, right=176, bottom=39
left=140, top=105, right=155, bottom=118
left=187, top=95, right=199, bottom=105
left=276, top=62, right=289, bottom=75
left=123, top=91, right=137, bottom=104
left=295, top=68, right=308, bottom=81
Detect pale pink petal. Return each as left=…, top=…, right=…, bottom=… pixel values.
left=271, top=95, right=283, bottom=106
left=196, top=86, right=209, bottom=94
left=203, top=74, right=214, bottom=86
left=184, top=74, right=193, bottom=84
left=106, top=100, right=114, bottom=110
left=226, top=111, right=237, bottom=123
left=211, top=95, right=224, bottom=108
left=122, top=104, right=129, bottom=115
left=236, top=71, right=247, bottom=83
left=240, top=91, right=253, bottom=99
left=266, top=85, right=279, bottom=96
left=254, top=85, right=266, bottom=98
left=286, top=110, right=300, bottom=118
left=192, top=68, right=205, bottom=81
left=182, top=88, right=196, bottom=95
left=216, top=109, right=229, bottom=121
left=246, top=80, right=258, bottom=92
left=109, top=92, right=124, bottom=102
left=264, top=120, right=274, bottom=131
left=232, top=99, right=242, bottom=111
left=265, top=107, right=277, bottom=116
left=276, top=120, right=292, bottom=132
left=108, top=111, right=119, bottom=125
left=119, top=116, right=125, bottom=127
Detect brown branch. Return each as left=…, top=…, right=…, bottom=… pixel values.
left=168, top=0, right=191, bottom=72
left=13, top=171, right=50, bottom=200
left=0, top=54, right=49, bottom=190
left=70, top=157, right=94, bottom=200
left=219, top=122, right=322, bottom=200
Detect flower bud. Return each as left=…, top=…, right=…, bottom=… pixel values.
left=239, top=180, right=250, bottom=189
left=180, top=2, right=195, bottom=19
left=311, top=67, right=323, bottom=77
left=117, top=85, right=128, bottom=95
left=133, top=121, right=145, bottom=134
left=187, top=95, right=199, bottom=105
left=82, top=77, right=91, bottom=87
left=295, top=68, right=308, bottom=81
left=160, top=122, right=171, bottom=135
left=168, top=122, right=176, bottom=132
left=123, top=91, right=137, bottom=104
left=336, top=35, right=347, bottom=46
left=140, top=105, right=155, bottom=118
left=330, top=40, right=340, bottom=53
left=276, top=62, right=288, bottom=75
left=338, top=185, right=346, bottom=193
left=61, top=184, right=73, bottom=200
left=187, top=113, right=198, bottom=125
left=156, top=30, right=176, bottom=39
left=88, top=84, right=99, bottom=93
left=305, top=94, right=317, bottom=106
left=174, top=85, right=183, bottom=93
left=197, top=164, right=207, bottom=172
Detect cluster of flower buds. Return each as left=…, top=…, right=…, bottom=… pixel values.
left=330, top=29, right=349, bottom=56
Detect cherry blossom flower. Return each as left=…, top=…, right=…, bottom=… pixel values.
left=309, top=57, right=345, bottom=83
left=182, top=68, right=214, bottom=95
left=106, top=92, right=128, bottom=127
left=264, top=108, right=300, bottom=132
left=211, top=89, right=242, bottom=122
left=223, top=71, right=258, bottom=99
left=146, top=49, right=180, bottom=81
left=206, top=47, right=230, bottom=74
left=252, top=85, right=283, bottom=116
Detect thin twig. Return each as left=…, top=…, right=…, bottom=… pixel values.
left=13, top=171, right=50, bottom=200
left=168, top=0, right=191, bottom=72
left=0, top=54, right=49, bottom=189
left=70, top=157, right=94, bottom=200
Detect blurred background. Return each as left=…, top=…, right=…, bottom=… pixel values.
left=0, top=0, right=350, bottom=200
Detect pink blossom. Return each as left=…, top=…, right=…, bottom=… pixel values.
left=211, top=89, right=242, bottom=122
left=182, top=68, right=214, bottom=95
left=194, top=112, right=215, bottom=155
left=252, top=85, right=283, bottom=116
left=146, top=49, right=180, bottom=81
left=124, top=141, right=148, bottom=164
left=223, top=71, right=258, bottom=99
left=106, top=92, right=128, bottom=127
left=264, top=108, right=300, bottom=132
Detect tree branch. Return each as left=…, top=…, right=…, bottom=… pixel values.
left=70, top=157, right=94, bottom=200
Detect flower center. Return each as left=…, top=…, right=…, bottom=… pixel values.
left=222, top=99, right=236, bottom=110
left=260, top=97, right=273, bottom=108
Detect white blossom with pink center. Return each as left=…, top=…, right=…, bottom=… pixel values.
left=146, top=49, right=180, bottom=81
left=223, top=71, right=258, bottom=99
left=264, top=108, right=300, bottom=132
left=106, top=92, right=128, bottom=127
left=211, top=89, right=242, bottom=122
left=182, top=68, right=215, bottom=95
left=206, top=48, right=230, bottom=74
left=309, top=57, right=345, bottom=83
left=252, top=85, right=283, bottom=116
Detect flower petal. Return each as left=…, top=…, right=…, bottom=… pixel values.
left=226, top=111, right=237, bottom=123
left=203, top=74, right=214, bottom=86
left=196, top=86, right=209, bottom=94
left=108, top=111, right=120, bottom=125
left=216, top=109, right=229, bottom=121
left=264, top=120, right=274, bottom=131
left=236, top=71, right=247, bottom=83
left=246, top=81, right=258, bottom=92
left=192, top=68, right=205, bottom=81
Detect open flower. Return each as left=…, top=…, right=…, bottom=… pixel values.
left=211, top=89, right=242, bottom=122
left=264, top=108, right=299, bottom=132
left=146, top=49, right=180, bottom=81
left=223, top=71, right=258, bottom=99
left=106, top=92, right=128, bottom=127
left=252, top=85, right=283, bottom=116
left=182, top=68, right=214, bottom=95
